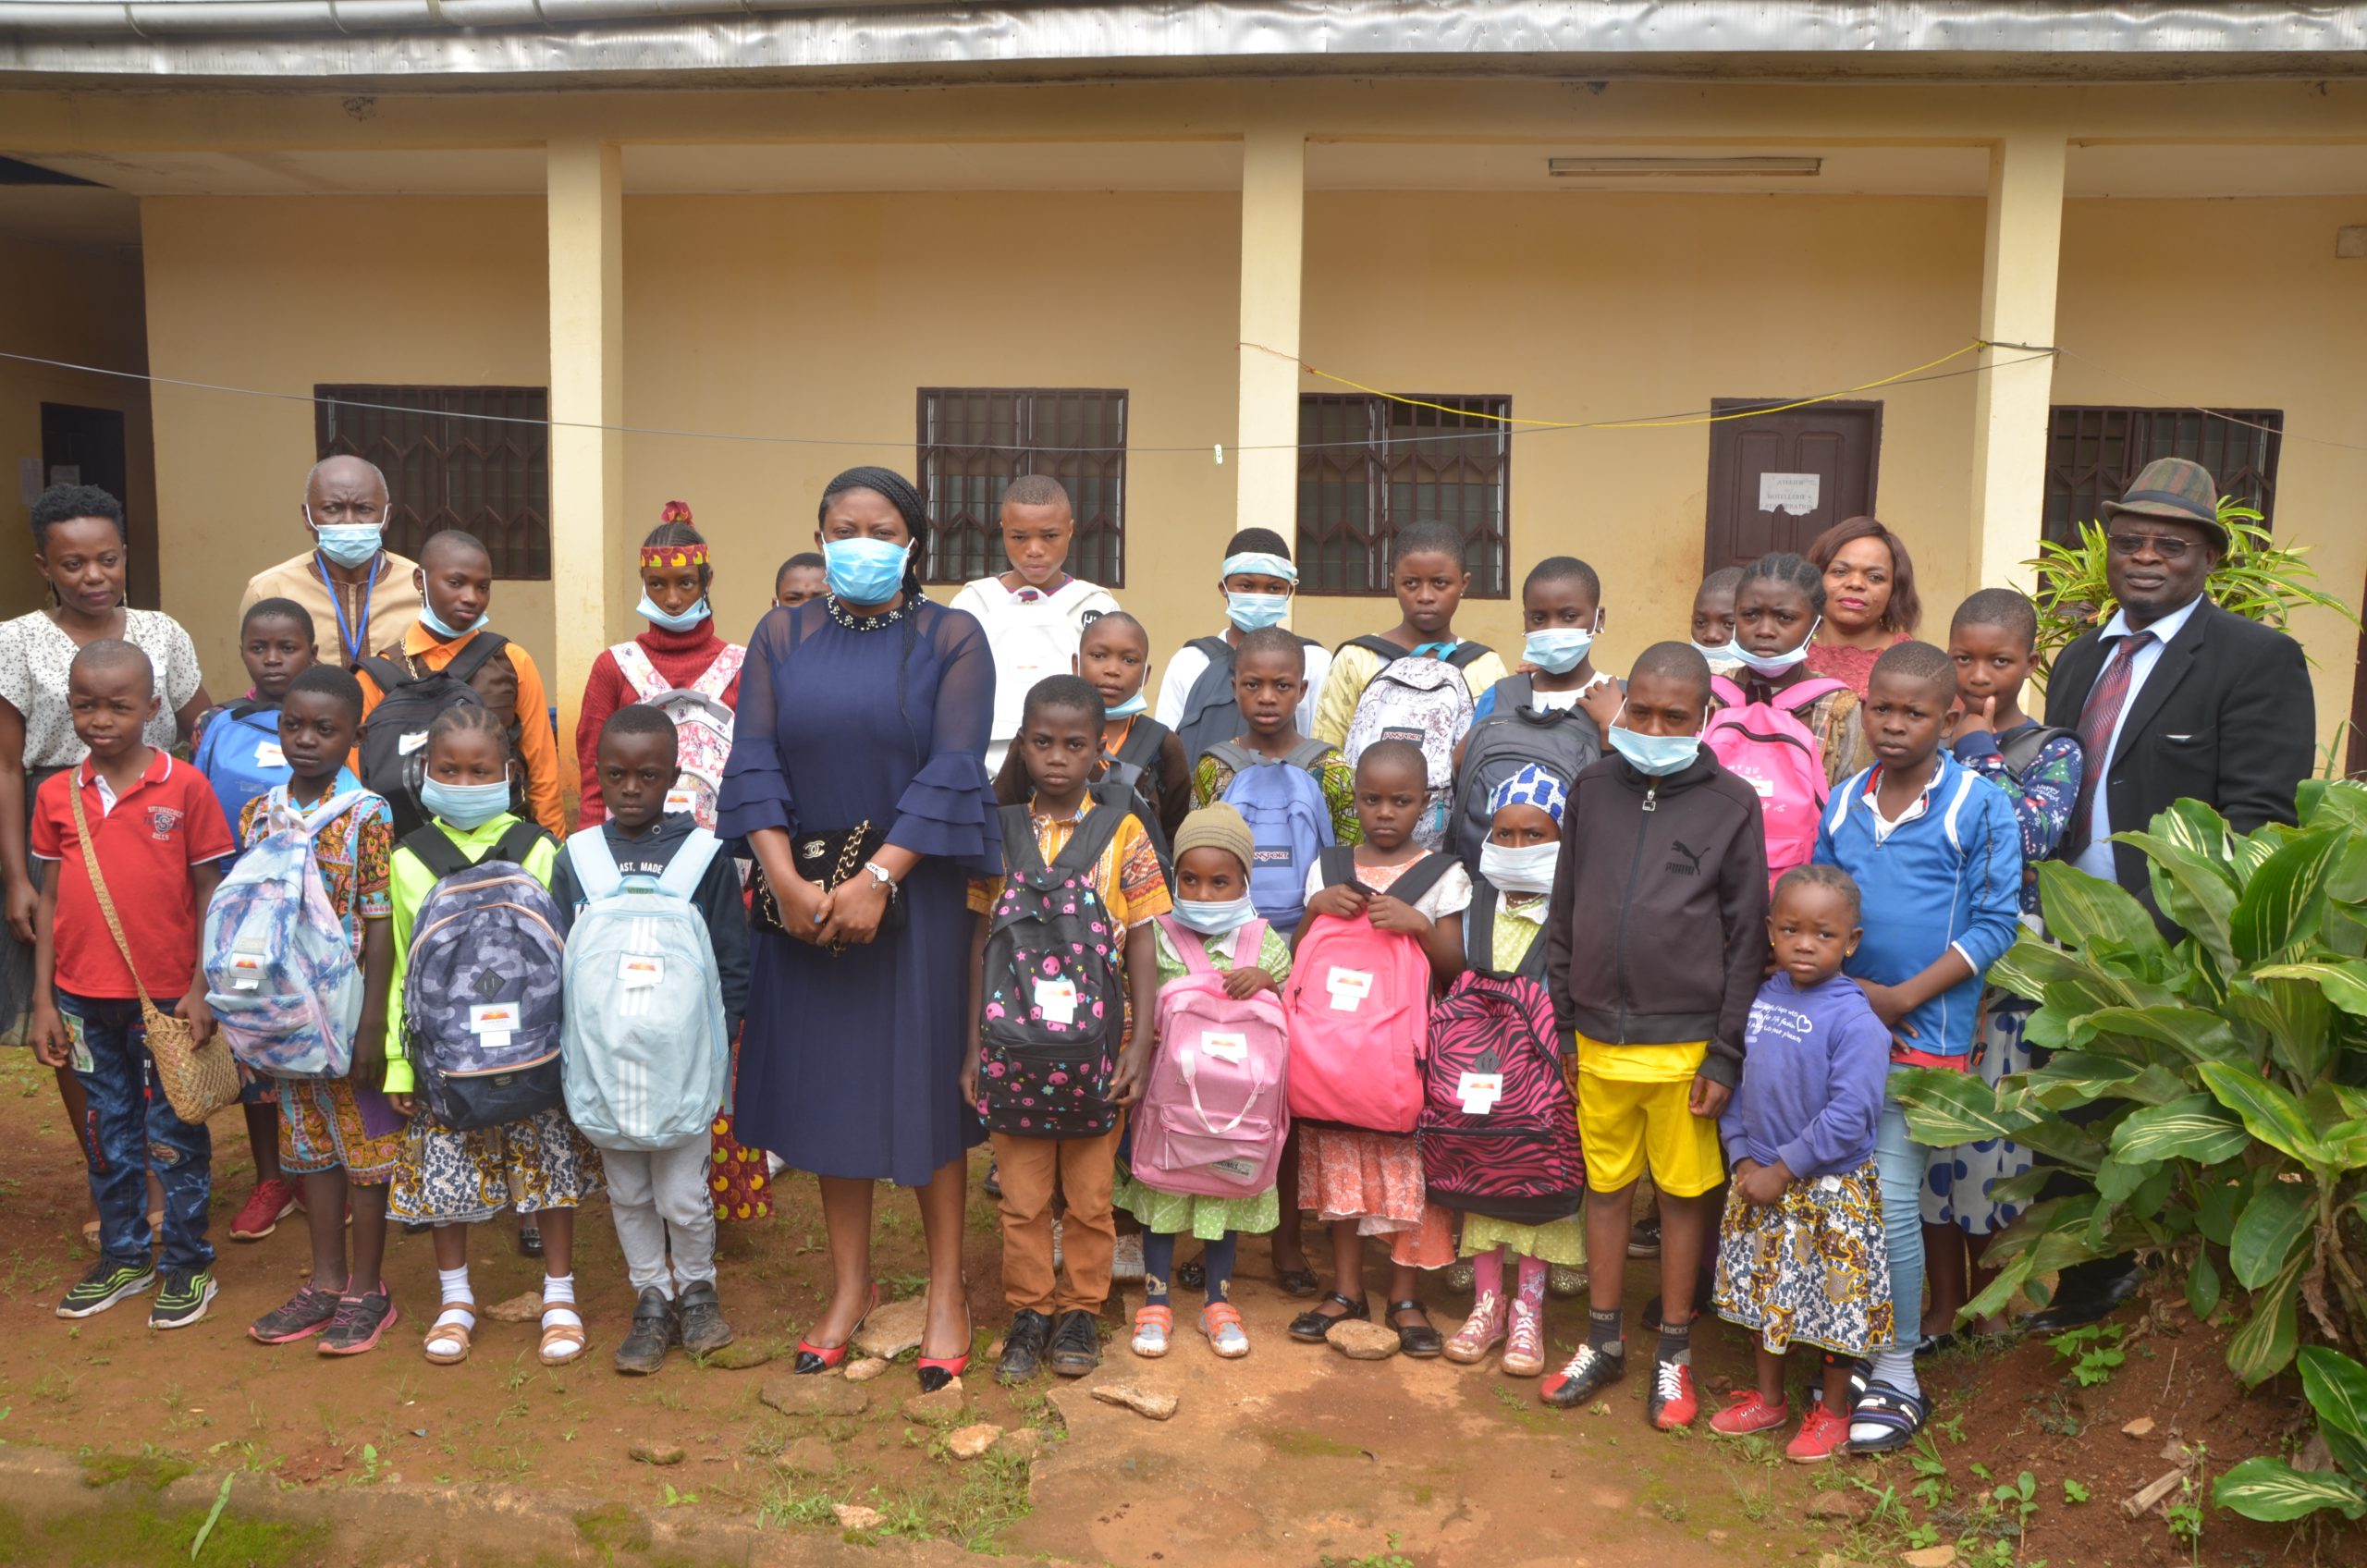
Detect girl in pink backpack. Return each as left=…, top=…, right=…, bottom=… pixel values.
left=1117, top=803, right=1294, bottom=1361
left=1282, top=741, right=1468, bottom=1356
left=571, top=503, right=745, bottom=830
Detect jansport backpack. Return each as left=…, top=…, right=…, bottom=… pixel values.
left=975, top=789, right=1132, bottom=1137
left=1447, top=675, right=1603, bottom=872
left=399, top=819, right=568, bottom=1132
left=1132, top=914, right=1290, bottom=1199
left=1173, top=633, right=1324, bottom=767
left=1341, top=638, right=1484, bottom=851
left=1703, top=672, right=1851, bottom=892
left=191, top=702, right=291, bottom=839
left=1208, top=739, right=1336, bottom=934
left=1417, top=888, right=1584, bottom=1222
left=358, top=634, right=510, bottom=839
left=558, top=827, right=730, bottom=1152
left=1099, top=717, right=1175, bottom=873
left=1281, top=846, right=1453, bottom=1133
left=608, top=642, right=743, bottom=832
left=202, top=788, right=372, bottom=1079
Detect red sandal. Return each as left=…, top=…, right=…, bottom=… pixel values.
left=916, top=1300, right=974, bottom=1392
left=793, top=1282, right=878, bottom=1375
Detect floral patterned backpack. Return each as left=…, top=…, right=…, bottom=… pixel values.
left=608, top=643, right=744, bottom=831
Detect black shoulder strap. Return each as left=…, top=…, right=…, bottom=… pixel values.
left=1186, top=635, right=1233, bottom=662
left=225, top=698, right=278, bottom=725
left=1996, top=723, right=2076, bottom=777
left=399, top=825, right=472, bottom=881
left=487, top=819, right=550, bottom=866
left=361, top=654, right=410, bottom=698
left=1113, top=717, right=1167, bottom=772
left=1492, top=673, right=1534, bottom=714
left=443, top=631, right=510, bottom=688
left=1466, top=884, right=1500, bottom=973
left=997, top=803, right=1046, bottom=877
left=1446, top=642, right=1492, bottom=670
left=1318, top=844, right=1362, bottom=891
left=1345, top=634, right=1410, bottom=664
left=1388, top=851, right=1454, bottom=908
left=1049, top=788, right=1132, bottom=878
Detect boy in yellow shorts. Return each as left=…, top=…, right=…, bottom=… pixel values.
left=1541, top=643, right=1769, bottom=1429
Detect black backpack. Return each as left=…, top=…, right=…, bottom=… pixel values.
left=358, top=633, right=509, bottom=839
left=1174, top=633, right=1324, bottom=768
left=1343, top=634, right=1493, bottom=694
left=1447, top=674, right=1603, bottom=873
left=1998, top=722, right=2077, bottom=777
left=1101, top=717, right=1176, bottom=875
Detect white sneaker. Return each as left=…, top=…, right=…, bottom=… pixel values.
left=1110, top=1233, right=1146, bottom=1281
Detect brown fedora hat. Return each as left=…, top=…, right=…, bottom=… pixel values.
left=2103, top=457, right=2227, bottom=547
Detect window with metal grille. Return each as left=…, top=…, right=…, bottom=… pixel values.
left=2042, top=406, right=2283, bottom=546
left=1295, top=393, right=1511, bottom=596
left=915, top=388, right=1127, bottom=587
left=315, top=385, right=552, bottom=580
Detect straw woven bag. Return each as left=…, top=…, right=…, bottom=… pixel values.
left=67, top=779, right=240, bottom=1124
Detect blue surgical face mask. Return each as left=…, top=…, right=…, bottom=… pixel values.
left=1733, top=616, right=1821, bottom=678
left=1690, top=639, right=1736, bottom=665
left=1607, top=704, right=1705, bottom=778
left=1105, top=691, right=1148, bottom=720
left=309, top=514, right=385, bottom=569
left=638, top=591, right=710, bottom=633
left=823, top=536, right=912, bottom=605
left=420, top=776, right=513, bottom=830
left=417, top=597, right=489, bottom=640
left=1522, top=623, right=1599, bottom=676
left=1225, top=591, right=1291, bottom=633
left=1171, top=895, right=1257, bottom=936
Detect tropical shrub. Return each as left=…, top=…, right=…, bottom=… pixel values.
left=2214, top=1344, right=2367, bottom=1522
left=1892, top=780, right=2367, bottom=1383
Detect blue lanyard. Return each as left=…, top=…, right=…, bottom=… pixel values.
left=313, top=555, right=376, bottom=667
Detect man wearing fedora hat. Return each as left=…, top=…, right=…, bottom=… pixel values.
left=2022, top=455, right=2314, bottom=1332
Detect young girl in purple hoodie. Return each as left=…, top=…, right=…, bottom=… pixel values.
left=1709, top=864, right=1894, bottom=1463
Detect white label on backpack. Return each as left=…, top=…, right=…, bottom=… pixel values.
left=252, top=741, right=285, bottom=769
left=663, top=788, right=698, bottom=815
left=618, top=954, right=664, bottom=987
left=479, top=1029, right=511, bottom=1054
left=468, top=1002, right=520, bottom=1034
left=1034, top=977, right=1078, bottom=1026
left=1326, top=967, right=1373, bottom=1011
left=1200, top=1031, right=1248, bottom=1064
left=1744, top=774, right=1774, bottom=798
left=398, top=730, right=430, bottom=757
left=227, top=949, right=267, bottom=991
left=1208, top=1156, right=1258, bottom=1180
left=1457, top=1071, right=1503, bottom=1116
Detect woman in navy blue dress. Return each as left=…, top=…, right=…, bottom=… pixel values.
left=717, top=467, right=1000, bottom=1389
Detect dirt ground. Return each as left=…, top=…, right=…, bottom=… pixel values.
left=0, top=1045, right=2353, bottom=1567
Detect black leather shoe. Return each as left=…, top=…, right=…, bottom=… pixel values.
left=1048, top=1308, right=1102, bottom=1378
left=678, top=1280, right=733, bottom=1357
left=1388, top=1300, right=1443, bottom=1358
left=2015, top=1266, right=2142, bottom=1335
left=997, top=1308, right=1051, bottom=1384
left=614, top=1287, right=678, bottom=1376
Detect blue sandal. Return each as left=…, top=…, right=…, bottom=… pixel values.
left=1847, top=1380, right=1928, bottom=1454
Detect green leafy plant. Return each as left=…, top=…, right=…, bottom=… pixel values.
left=1892, top=782, right=2367, bottom=1382
left=2063, top=1477, right=2091, bottom=1504
left=2166, top=1444, right=2209, bottom=1559
left=2215, top=1344, right=2367, bottom=1522
left=1993, top=1469, right=2039, bottom=1532
left=2047, top=1323, right=2126, bottom=1386
left=2027, top=496, right=2358, bottom=683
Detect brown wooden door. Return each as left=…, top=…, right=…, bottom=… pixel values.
left=1702, top=398, right=1883, bottom=574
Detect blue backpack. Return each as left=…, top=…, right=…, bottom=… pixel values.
left=202, top=787, right=373, bottom=1079
left=558, top=827, right=730, bottom=1152
left=192, top=703, right=291, bottom=840
left=1208, top=739, right=1336, bottom=936
left=400, top=820, right=568, bottom=1133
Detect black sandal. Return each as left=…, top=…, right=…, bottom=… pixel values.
left=1288, top=1292, right=1368, bottom=1343
left=1389, top=1300, right=1443, bottom=1358
left=1275, top=1266, right=1320, bottom=1298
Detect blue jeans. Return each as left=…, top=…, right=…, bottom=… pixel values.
left=1871, top=1075, right=1924, bottom=1353
left=57, top=992, right=214, bottom=1274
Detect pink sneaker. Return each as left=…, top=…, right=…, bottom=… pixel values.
left=229, top=1177, right=298, bottom=1242
left=1443, top=1291, right=1506, bottom=1364
left=1710, top=1390, right=1791, bottom=1436
left=1502, top=1296, right=1546, bottom=1378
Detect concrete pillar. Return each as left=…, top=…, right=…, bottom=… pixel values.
left=1236, top=128, right=1306, bottom=537
left=546, top=138, right=624, bottom=777
left=1968, top=131, right=2068, bottom=594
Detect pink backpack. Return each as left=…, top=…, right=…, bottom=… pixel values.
left=1281, top=848, right=1453, bottom=1133
left=1131, top=916, right=1291, bottom=1199
left=1703, top=672, right=1849, bottom=892
left=609, top=643, right=744, bottom=831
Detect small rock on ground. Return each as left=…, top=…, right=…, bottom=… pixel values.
left=852, top=1296, right=928, bottom=1359
left=2122, top=1416, right=2156, bottom=1437
left=773, top=1436, right=836, bottom=1476
left=1808, top=1490, right=1870, bottom=1520
left=1089, top=1381, right=1178, bottom=1421
left=832, top=1503, right=886, bottom=1531
left=996, top=1427, right=1043, bottom=1460
left=947, top=1423, right=1002, bottom=1460
left=629, top=1441, right=685, bottom=1466
left=484, top=1292, right=544, bottom=1324
left=697, top=1341, right=773, bottom=1370
left=843, top=1357, right=890, bottom=1382
left=902, top=1380, right=968, bottom=1425
left=759, top=1377, right=870, bottom=1418
left=1328, top=1320, right=1402, bottom=1361
left=1901, top=1548, right=1957, bottom=1568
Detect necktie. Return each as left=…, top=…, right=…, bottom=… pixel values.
left=2073, top=631, right=2155, bottom=821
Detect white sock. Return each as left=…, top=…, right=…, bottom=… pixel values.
left=542, top=1271, right=582, bottom=1329
left=1850, top=1347, right=1921, bottom=1440
left=435, top=1265, right=475, bottom=1317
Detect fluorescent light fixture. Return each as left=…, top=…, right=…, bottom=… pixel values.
left=1547, top=156, right=1823, bottom=178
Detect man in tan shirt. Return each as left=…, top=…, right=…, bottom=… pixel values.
left=239, top=455, right=424, bottom=668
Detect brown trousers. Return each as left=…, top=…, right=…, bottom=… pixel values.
left=990, top=1122, right=1122, bottom=1315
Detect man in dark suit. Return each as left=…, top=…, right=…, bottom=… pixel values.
left=2023, top=456, right=2315, bottom=1331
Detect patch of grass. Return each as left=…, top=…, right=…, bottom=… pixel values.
left=2046, top=1321, right=2125, bottom=1387
left=572, top=1501, right=653, bottom=1560
left=1484, top=1383, right=1558, bottom=1436
left=80, top=1451, right=194, bottom=1492
left=1258, top=1426, right=1368, bottom=1460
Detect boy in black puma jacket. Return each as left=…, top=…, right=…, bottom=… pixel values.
left=1539, top=643, right=1767, bottom=1430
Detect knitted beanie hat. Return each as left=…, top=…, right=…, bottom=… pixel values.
left=1171, top=802, right=1255, bottom=876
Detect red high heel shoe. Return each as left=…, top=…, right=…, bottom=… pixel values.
left=915, top=1300, right=974, bottom=1392
left=793, top=1282, right=879, bottom=1375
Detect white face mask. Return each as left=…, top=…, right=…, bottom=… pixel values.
left=1733, top=615, right=1822, bottom=677
left=1479, top=839, right=1562, bottom=896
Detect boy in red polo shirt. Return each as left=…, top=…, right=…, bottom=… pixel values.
left=28, top=640, right=236, bottom=1329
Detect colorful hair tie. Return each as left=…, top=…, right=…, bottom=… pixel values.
left=641, top=543, right=710, bottom=570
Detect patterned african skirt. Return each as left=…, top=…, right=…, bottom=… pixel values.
left=389, top=1105, right=605, bottom=1226
left=1712, top=1157, right=1894, bottom=1358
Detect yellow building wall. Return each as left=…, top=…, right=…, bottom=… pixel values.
left=2055, top=196, right=2367, bottom=752
left=139, top=196, right=555, bottom=692
left=0, top=232, right=154, bottom=619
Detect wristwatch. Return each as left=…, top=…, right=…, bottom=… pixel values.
left=860, top=861, right=897, bottom=889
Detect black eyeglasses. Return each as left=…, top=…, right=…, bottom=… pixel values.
left=2106, top=531, right=2197, bottom=561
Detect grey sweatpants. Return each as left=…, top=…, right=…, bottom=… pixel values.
left=605, top=1141, right=717, bottom=1296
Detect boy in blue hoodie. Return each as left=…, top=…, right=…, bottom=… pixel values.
left=1811, top=640, right=2019, bottom=1453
